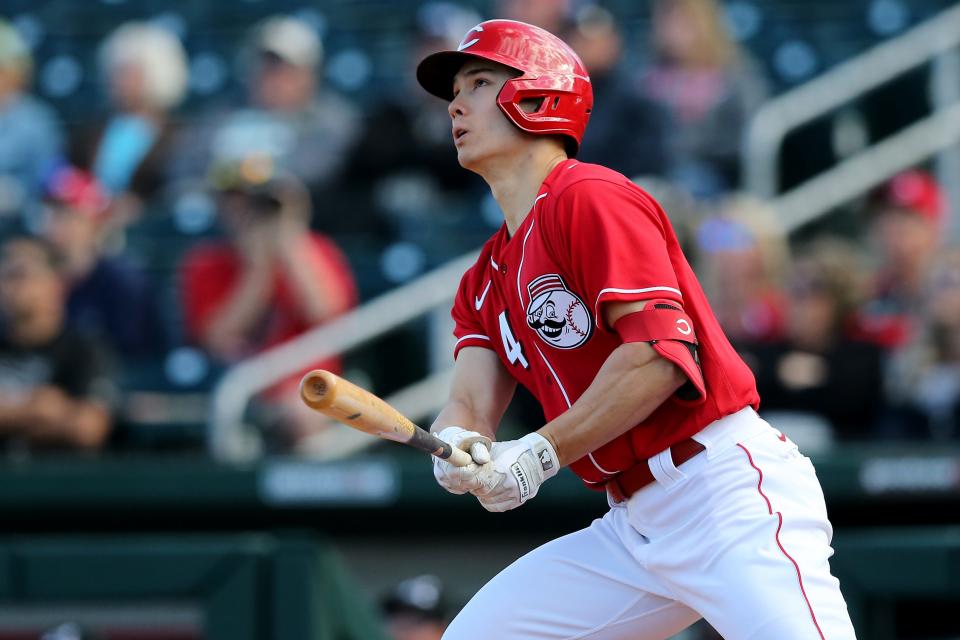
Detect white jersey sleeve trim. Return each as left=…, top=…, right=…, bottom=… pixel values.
left=455, top=334, right=491, bottom=346
left=587, top=453, right=619, bottom=476
left=593, top=286, right=683, bottom=326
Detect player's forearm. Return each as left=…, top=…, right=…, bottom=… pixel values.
left=537, top=342, right=685, bottom=468
left=431, top=399, right=499, bottom=440
left=431, top=348, right=517, bottom=439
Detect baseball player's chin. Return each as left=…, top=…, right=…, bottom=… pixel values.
left=456, top=147, right=482, bottom=171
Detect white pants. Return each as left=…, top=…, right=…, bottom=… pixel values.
left=444, top=408, right=857, bottom=639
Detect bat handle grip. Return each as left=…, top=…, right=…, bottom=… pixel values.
left=430, top=434, right=473, bottom=467
left=445, top=446, right=474, bottom=467
left=422, top=432, right=491, bottom=467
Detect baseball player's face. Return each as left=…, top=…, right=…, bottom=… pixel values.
left=449, top=60, right=528, bottom=172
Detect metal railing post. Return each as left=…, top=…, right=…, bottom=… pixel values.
left=743, top=3, right=960, bottom=198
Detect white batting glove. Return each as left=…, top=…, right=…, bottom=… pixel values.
left=432, top=426, right=493, bottom=495
left=474, top=432, right=559, bottom=512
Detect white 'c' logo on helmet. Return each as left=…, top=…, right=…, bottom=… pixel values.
left=676, top=319, right=692, bottom=336
left=458, top=24, right=484, bottom=51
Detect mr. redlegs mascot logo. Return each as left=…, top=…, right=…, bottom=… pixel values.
left=526, top=274, right=593, bottom=349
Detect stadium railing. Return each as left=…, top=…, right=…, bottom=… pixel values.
left=743, top=2, right=960, bottom=201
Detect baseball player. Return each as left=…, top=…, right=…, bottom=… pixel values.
left=418, top=19, right=857, bottom=640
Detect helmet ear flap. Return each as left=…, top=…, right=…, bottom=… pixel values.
left=497, top=76, right=592, bottom=156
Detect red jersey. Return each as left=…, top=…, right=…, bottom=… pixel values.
left=451, top=161, right=759, bottom=488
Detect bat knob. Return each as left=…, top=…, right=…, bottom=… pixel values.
left=300, top=370, right=336, bottom=409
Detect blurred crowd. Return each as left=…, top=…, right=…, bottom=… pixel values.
left=0, top=0, right=955, bottom=458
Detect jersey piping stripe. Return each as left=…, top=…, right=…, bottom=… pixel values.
left=534, top=344, right=616, bottom=476
left=534, top=344, right=571, bottom=408
left=455, top=334, right=491, bottom=346
left=515, top=196, right=547, bottom=307
left=737, top=443, right=828, bottom=640
left=593, top=286, right=683, bottom=326
left=521, top=201, right=610, bottom=478
left=516, top=219, right=538, bottom=307
left=490, top=257, right=499, bottom=270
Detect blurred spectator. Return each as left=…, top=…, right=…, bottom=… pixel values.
left=857, top=169, right=946, bottom=349
left=564, top=6, right=670, bottom=178
left=0, top=20, right=64, bottom=225
left=72, top=23, right=188, bottom=225
left=178, top=16, right=361, bottom=232
left=882, top=248, right=960, bottom=441
left=0, top=236, right=114, bottom=452
left=178, top=158, right=356, bottom=449
left=342, top=16, right=484, bottom=238
left=740, top=237, right=884, bottom=441
left=40, top=165, right=167, bottom=357
left=639, top=0, right=768, bottom=197
left=695, top=195, right=789, bottom=345
left=496, top=0, right=572, bottom=33
left=381, top=574, right=449, bottom=640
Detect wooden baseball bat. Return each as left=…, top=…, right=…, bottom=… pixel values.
left=299, top=369, right=475, bottom=466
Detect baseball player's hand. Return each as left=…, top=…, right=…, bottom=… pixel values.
left=432, top=426, right=493, bottom=494
left=473, top=432, right=559, bottom=512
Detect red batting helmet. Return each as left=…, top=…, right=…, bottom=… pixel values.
left=416, top=19, right=593, bottom=156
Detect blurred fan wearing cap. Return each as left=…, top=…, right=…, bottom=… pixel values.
left=858, top=169, right=948, bottom=348
left=0, top=18, right=64, bottom=222
left=178, top=155, right=358, bottom=453
left=173, top=15, right=361, bottom=234
left=39, top=165, right=167, bottom=357
left=252, top=16, right=322, bottom=110
left=380, top=574, right=450, bottom=640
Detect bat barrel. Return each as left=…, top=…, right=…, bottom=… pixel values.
left=300, top=370, right=338, bottom=410
left=298, top=369, right=477, bottom=467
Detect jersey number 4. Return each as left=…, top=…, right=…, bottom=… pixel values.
left=498, top=311, right=529, bottom=369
